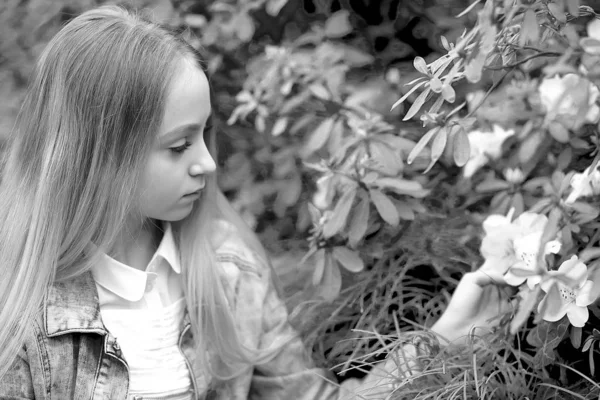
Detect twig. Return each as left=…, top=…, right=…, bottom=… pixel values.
left=485, top=51, right=562, bottom=71
left=464, top=67, right=514, bottom=120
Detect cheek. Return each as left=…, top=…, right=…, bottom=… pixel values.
left=138, top=157, right=183, bottom=210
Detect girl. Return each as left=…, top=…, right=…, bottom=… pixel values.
left=0, top=5, right=511, bottom=400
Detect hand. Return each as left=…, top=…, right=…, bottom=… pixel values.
left=430, top=269, right=514, bottom=345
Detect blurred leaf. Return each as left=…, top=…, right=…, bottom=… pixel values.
left=323, top=185, right=357, bottom=238
left=511, top=285, right=542, bottom=334
left=519, top=9, right=539, bottom=47
left=369, top=189, right=400, bottom=226
left=369, top=141, right=403, bottom=176
left=325, top=10, right=352, bottom=38
left=476, top=179, right=510, bottom=193
left=395, top=201, right=415, bottom=220
left=374, top=177, right=428, bottom=198
left=235, top=12, right=255, bottom=42
left=332, top=246, right=364, bottom=272
left=548, top=2, right=567, bottom=23
left=548, top=121, right=570, bottom=143
left=519, top=130, right=544, bottom=164
left=266, top=0, right=289, bottom=16
left=271, top=117, right=289, bottom=136
left=348, top=192, right=370, bottom=247
left=317, top=251, right=341, bottom=302
left=566, top=0, right=580, bottom=15
left=303, top=117, right=336, bottom=157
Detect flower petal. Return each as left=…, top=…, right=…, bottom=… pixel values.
left=538, top=288, right=569, bottom=322
left=527, top=275, right=542, bottom=289
left=504, top=270, right=527, bottom=287
left=576, top=280, right=597, bottom=306
left=558, top=255, right=588, bottom=283
left=566, top=305, right=590, bottom=327
left=544, top=240, right=561, bottom=255
left=513, top=213, right=547, bottom=234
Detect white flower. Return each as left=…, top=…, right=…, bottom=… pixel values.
left=480, top=210, right=561, bottom=289
left=565, top=165, right=600, bottom=204
left=538, top=74, right=600, bottom=129
left=538, top=256, right=596, bottom=327
left=463, top=125, right=515, bottom=178
left=503, top=167, right=525, bottom=184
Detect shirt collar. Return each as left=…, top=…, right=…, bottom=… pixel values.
left=91, top=222, right=181, bottom=302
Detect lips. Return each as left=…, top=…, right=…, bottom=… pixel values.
left=185, top=181, right=206, bottom=196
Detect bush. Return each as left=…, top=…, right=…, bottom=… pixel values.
left=4, top=0, right=600, bottom=397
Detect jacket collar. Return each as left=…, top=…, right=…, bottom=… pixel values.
left=44, top=271, right=106, bottom=337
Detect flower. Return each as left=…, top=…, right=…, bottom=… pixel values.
left=463, top=125, right=515, bottom=178
left=503, top=167, right=525, bottom=185
left=313, top=173, right=335, bottom=210
left=538, top=256, right=596, bottom=327
left=538, top=74, right=600, bottom=130
left=565, top=164, right=600, bottom=204
left=480, top=210, right=561, bottom=288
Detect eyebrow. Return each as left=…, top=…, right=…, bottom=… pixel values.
left=159, top=112, right=212, bottom=143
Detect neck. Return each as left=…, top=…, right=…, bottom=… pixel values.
left=109, top=217, right=163, bottom=271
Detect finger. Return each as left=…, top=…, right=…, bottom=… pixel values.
left=469, top=268, right=508, bottom=287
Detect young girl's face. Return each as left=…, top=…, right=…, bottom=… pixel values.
left=137, top=59, right=216, bottom=222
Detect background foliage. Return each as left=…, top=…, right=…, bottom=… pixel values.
left=5, top=0, right=600, bottom=398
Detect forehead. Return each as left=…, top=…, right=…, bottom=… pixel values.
left=159, top=60, right=211, bottom=135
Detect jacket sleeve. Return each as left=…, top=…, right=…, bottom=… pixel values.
left=246, top=260, right=424, bottom=400
left=0, top=347, right=35, bottom=400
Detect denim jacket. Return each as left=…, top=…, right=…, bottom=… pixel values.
left=0, top=222, right=360, bottom=400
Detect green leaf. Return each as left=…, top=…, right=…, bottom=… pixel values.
left=271, top=117, right=289, bottom=137
left=374, top=177, right=427, bottom=197
left=395, top=201, right=415, bottom=220
left=548, top=121, right=570, bottom=143
left=407, top=126, right=440, bottom=164
left=431, top=126, right=448, bottom=162
left=519, top=9, right=539, bottom=46
left=369, top=189, right=400, bottom=226
left=413, top=56, right=429, bottom=75
left=510, top=285, right=542, bottom=334
left=323, top=185, right=357, bottom=238
left=391, top=81, right=427, bottom=111
left=403, top=88, right=431, bottom=121
left=324, top=10, right=352, bottom=38
left=332, top=246, right=364, bottom=272
left=303, top=117, right=336, bottom=157
left=348, top=193, right=370, bottom=247
left=312, top=249, right=326, bottom=285
left=526, top=319, right=569, bottom=368
left=571, top=326, right=583, bottom=349
left=475, top=179, right=510, bottom=193
left=452, top=127, right=470, bottom=167
left=566, top=0, right=580, bottom=16
left=317, top=251, right=341, bottom=302
left=441, top=84, right=456, bottom=103
left=369, top=141, right=403, bottom=176
left=548, top=2, right=567, bottom=23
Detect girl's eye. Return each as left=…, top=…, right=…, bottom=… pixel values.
left=169, top=140, right=192, bottom=154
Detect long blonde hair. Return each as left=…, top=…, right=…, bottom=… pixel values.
left=0, top=5, right=276, bottom=381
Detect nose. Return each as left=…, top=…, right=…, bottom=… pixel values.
left=189, top=143, right=217, bottom=176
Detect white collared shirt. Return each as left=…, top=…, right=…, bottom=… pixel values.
left=91, top=223, right=193, bottom=400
